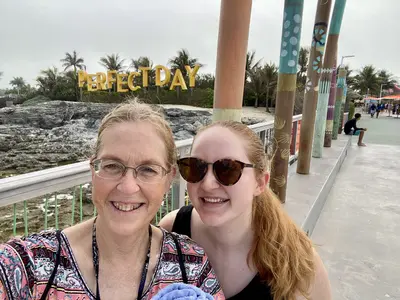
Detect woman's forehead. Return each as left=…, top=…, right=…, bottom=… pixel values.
left=99, top=121, right=168, bottom=164
left=192, top=126, right=248, bottom=159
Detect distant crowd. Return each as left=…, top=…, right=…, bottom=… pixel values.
left=365, top=102, right=400, bottom=118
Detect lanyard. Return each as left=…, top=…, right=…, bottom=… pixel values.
left=92, top=218, right=152, bottom=300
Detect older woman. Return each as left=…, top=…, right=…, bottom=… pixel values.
left=160, top=121, right=331, bottom=300
left=0, top=99, right=223, bottom=300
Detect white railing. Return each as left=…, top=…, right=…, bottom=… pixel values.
left=1, top=116, right=303, bottom=209
left=0, top=115, right=309, bottom=237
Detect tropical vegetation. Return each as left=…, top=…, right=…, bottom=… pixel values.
left=1, top=48, right=397, bottom=111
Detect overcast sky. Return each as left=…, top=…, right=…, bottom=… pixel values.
left=1, top=0, right=399, bottom=89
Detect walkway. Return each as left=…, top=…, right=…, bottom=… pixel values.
left=312, top=112, right=400, bottom=299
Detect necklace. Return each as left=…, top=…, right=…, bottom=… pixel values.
left=92, top=218, right=152, bottom=300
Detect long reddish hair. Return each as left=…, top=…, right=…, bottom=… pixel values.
left=196, top=121, right=315, bottom=300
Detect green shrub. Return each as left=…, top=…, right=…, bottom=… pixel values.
left=81, top=87, right=215, bottom=108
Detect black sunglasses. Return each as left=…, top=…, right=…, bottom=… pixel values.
left=177, top=157, right=256, bottom=186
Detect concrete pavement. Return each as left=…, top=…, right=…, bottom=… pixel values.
left=312, top=114, right=400, bottom=299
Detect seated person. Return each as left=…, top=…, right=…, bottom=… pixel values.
left=0, top=99, right=224, bottom=300
left=344, top=113, right=367, bottom=146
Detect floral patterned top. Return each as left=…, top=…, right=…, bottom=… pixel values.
left=0, top=228, right=224, bottom=299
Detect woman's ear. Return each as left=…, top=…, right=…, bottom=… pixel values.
left=89, top=156, right=96, bottom=180
left=254, top=173, right=269, bottom=196
left=166, top=166, right=177, bottom=191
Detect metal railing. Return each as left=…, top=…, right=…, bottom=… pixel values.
left=0, top=115, right=307, bottom=240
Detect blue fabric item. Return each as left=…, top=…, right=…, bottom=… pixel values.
left=153, top=283, right=214, bottom=300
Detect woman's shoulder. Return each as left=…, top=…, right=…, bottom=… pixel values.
left=159, top=205, right=193, bottom=234
left=0, top=230, right=62, bottom=299
left=0, top=230, right=60, bottom=263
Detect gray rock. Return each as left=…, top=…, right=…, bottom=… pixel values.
left=0, top=101, right=264, bottom=176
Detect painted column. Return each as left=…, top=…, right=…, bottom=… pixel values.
left=270, top=0, right=304, bottom=203
left=312, top=0, right=347, bottom=158
left=296, top=0, right=332, bottom=174
left=213, top=0, right=252, bottom=122
left=324, top=61, right=337, bottom=146
left=339, top=82, right=349, bottom=134
left=333, top=67, right=347, bottom=139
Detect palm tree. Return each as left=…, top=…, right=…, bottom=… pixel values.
left=344, top=65, right=355, bottom=88
left=247, top=66, right=265, bottom=108
left=99, top=54, right=126, bottom=72
left=36, top=67, right=61, bottom=98
left=169, top=49, right=201, bottom=77
left=130, top=56, right=155, bottom=86
left=245, top=51, right=262, bottom=84
left=9, top=77, right=26, bottom=96
left=263, top=63, right=278, bottom=112
left=297, top=47, right=309, bottom=89
left=60, top=50, right=86, bottom=101
left=99, top=54, right=125, bottom=92
left=353, top=65, right=379, bottom=96
left=169, top=49, right=201, bottom=99
left=377, top=69, right=397, bottom=94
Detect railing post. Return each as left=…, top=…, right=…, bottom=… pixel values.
left=290, top=120, right=298, bottom=156
left=260, top=130, right=266, bottom=149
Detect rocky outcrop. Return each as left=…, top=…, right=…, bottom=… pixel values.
left=0, top=101, right=264, bottom=176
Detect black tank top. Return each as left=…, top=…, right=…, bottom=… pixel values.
left=172, top=205, right=274, bottom=300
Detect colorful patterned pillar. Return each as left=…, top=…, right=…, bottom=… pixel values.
left=296, top=0, right=332, bottom=175
left=270, top=0, right=304, bottom=203
left=324, top=62, right=337, bottom=146
left=312, top=0, right=347, bottom=158
left=213, top=0, right=252, bottom=122
left=339, top=81, right=348, bottom=134
left=333, top=67, right=347, bottom=139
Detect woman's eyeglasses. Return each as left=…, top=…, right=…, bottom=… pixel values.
left=91, top=159, right=170, bottom=184
left=177, top=157, right=256, bottom=186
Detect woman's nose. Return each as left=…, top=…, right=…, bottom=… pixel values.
left=116, top=170, right=141, bottom=194
left=199, top=165, right=220, bottom=190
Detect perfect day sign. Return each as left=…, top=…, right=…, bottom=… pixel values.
left=78, top=64, right=201, bottom=92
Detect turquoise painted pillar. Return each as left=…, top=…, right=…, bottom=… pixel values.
left=270, top=0, right=304, bottom=202
left=312, top=0, right=347, bottom=158
left=296, top=0, right=332, bottom=175
left=333, top=67, right=347, bottom=139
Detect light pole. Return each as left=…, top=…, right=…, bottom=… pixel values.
left=340, top=55, right=355, bottom=67
left=379, top=83, right=387, bottom=101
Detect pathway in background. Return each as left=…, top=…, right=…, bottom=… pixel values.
left=312, top=114, right=400, bottom=299
left=357, top=110, right=400, bottom=146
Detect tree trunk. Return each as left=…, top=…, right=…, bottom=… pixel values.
left=254, top=95, right=259, bottom=108
left=74, top=66, right=79, bottom=101
left=266, top=85, right=270, bottom=112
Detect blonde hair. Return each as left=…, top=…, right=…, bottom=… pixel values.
left=93, top=98, right=177, bottom=166
left=195, top=121, right=315, bottom=300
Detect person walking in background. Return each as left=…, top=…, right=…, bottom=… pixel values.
left=370, top=103, right=376, bottom=118
left=376, top=104, right=381, bottom=118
